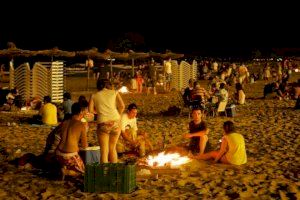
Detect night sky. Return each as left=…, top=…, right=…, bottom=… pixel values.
left=0, top=2, right=299, bottom=57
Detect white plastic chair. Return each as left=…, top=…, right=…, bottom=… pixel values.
left=217, top=101, right=227, bottom=117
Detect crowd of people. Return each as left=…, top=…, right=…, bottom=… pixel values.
left=1, top=58, right=299, bottom=181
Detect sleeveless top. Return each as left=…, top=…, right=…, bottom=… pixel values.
left=92, top=88, right=120, bottom=123
left=224, top=133, right=247, bottom=165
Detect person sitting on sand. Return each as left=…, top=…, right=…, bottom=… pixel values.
left=192, top=121, right=247, bottom=165
left=62, top=92, right=73, bottom=120
left=183, top=79, right=194, bottom=107
left=183, top=107, right=210, bottom=155
left=39, top=96, right=58, bottom=126
left=117, top=103, right=153, bottom=157
left=56, top=102, right=89, bottom=175
left=294, top=79, right=300, bottom=109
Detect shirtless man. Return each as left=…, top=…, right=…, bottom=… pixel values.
left=56, top=102, right=88, bottom=176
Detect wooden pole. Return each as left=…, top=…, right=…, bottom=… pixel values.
left=110, top=59, right=113, bottom=79
left=87, top=67, right=90, bottom=91
left=132, top=58, right=135, bottom=77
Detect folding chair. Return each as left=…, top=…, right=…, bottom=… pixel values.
left=216, top=101, right=227, bottom=117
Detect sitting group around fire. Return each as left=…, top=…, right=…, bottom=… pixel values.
left=15, top=78, right=251, bottom=180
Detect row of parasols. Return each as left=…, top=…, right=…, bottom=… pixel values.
left=0, top=47, right=184, bottom=61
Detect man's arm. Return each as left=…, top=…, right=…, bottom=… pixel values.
left=116, top=92, right=125, bottom=115
left=121, top=130, right=138, bottom=147
left=184, top=128, right=209, bottom=138
left=38, top=105, right=44, bottom=116
left=80, top=124, right=88, bottom=149
left=88, top=94, right=95, bottom=114
left=214, top=137, right=228, bottom=163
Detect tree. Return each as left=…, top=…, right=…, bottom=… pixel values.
left=108, top=32, right=145, bottom=52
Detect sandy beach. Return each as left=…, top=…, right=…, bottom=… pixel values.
left=0, top=74, right=299, bottom=199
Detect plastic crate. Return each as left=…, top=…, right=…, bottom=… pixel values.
left=84, top=163, right=136, bottom=194
left=84, top=163, right=97, bottom=192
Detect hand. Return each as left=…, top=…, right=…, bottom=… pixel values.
left=183, top=133, right=191, bottom=139
left=206, top=129, right=210, bottom=135
left=131, top=141, right=139, bottom=148
left=187, top=151, right=194, bottom=158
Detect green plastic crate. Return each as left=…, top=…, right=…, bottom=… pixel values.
left=84, top=163, right=136, bottom=194
left=84, top=163, right=98, bottom=192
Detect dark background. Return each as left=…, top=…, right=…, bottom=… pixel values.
left=0, top=1, right=299, bottom=57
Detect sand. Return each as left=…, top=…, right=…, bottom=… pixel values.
left=0, top=74, right=299, bottom=199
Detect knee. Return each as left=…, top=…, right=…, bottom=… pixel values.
left=200, top=135, right=208, bottom=142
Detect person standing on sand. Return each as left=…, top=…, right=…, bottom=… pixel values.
left=89, top=79, right=125, bottom=163
left=164, top=58, right=172, bottom=92
left=193, top=121, right=247, bottom=165
left=56, top=102, right=89, bottom=174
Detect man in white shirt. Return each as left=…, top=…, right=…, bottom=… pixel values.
left=117, top=103, right=153, bottom=157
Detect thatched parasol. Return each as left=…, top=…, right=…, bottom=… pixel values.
left=128, top=50, right=149, bottom=76
left=35, top=47, right=75, bottom=61
left=76, top=47, right=108, bottom=60
left=104, top=49, right=129, bottom=77
left=149, top=51, right=164, bottom=58
left=161, top=50, right=184, bottom=60
left=76, top=48, right=109, bottom=90
left=0, top=47, right=36, bottom=58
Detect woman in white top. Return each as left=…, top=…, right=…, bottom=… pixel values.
left=89, top=79, right=125, bottom=163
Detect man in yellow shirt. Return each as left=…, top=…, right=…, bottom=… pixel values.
left=39, top=96, right=58, bottom=126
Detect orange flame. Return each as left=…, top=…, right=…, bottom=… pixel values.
left=146, top=151, right=190, bottom=167
left=118, top=86, right=129, bottom=93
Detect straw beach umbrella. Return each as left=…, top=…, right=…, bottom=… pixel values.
left=149, top=51, right=163, bottom=58
left=0, top=47, right=36, bottom=58
left=161, top=50, right=184, bottom=60
left=103, top=49, right=129, bottom=77
left=128, top=50, right=149, bottom=76
left=35, top=47, right=75, bottom=61
left=76, top=47, right=108, bottom=60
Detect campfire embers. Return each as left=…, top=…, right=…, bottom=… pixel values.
left=136, top=151, right=191, bottom=177
left=146, top=151, right=191, bottom=168
left=118, top=86, right=129, bottom=93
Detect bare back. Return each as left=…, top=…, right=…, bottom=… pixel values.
left=58, top=119, right=87, bottom=153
